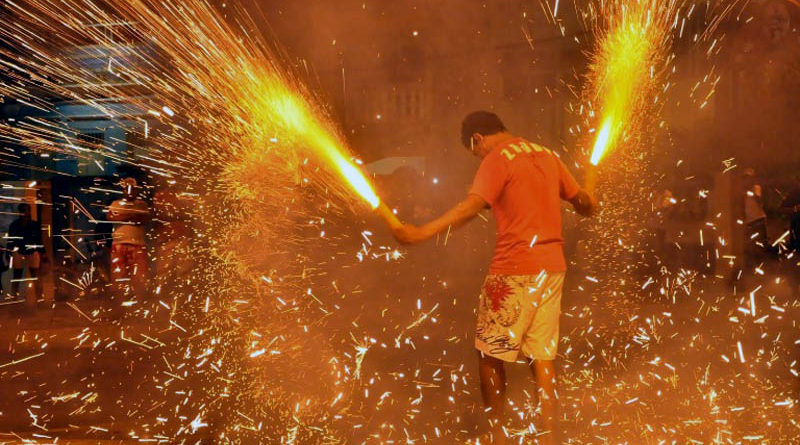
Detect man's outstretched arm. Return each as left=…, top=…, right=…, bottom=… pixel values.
left=392, top=193, right=487, bottom=244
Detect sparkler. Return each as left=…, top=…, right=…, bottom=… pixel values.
left=0, top=0, right=380, bottom=210
left=258, top=84, right=380, bottom=209
left=587, top=0, right=680, bottom=166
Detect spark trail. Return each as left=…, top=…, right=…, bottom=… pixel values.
left=0, top=0, right=379, bottom=442
left=587, top=0, right=682, bottom=165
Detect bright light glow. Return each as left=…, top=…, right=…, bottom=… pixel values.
left=590, top=119, right=614, bottom=166
left=334, top=157, right=380, bottom=208
left=250, top=78, right=380, bottom=208
left=588, top=0, right=677, bottom=165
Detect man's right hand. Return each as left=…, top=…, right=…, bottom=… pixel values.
left=569, top=189, right=598, bottom=217
left=391, top=224, right=431, bottom=245
left=572, top=165, right=599, bottom=217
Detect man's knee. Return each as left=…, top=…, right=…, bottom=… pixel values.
left=477, top=352, right=505, bottom=369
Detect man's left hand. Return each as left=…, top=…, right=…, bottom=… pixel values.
left=391, top=224, right=430, bottom=245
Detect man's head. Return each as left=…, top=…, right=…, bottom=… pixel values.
left=461, top=111, right=507, bottom=157
left=120, top=177, right=138, bottom=200
left=17, top=203, right=31, bottom=220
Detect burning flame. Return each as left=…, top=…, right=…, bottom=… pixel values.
left=590, top=118, right=614, bottom=166
left=333, top=159, right=380, bottom=209
left=588, top=0, right=677, bottom=165
left=259, top=78, right=380, bottom=209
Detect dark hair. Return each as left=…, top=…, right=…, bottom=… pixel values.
left=17, top=203, right=30, bottom=212
left=461, top=111, right=506, bottom=148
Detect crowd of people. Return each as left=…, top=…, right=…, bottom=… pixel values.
left=647, top=167, right=800, bottom=285
left=1, top=164, right=797, bottom=314
left=0, top=176, right=202, bottom=309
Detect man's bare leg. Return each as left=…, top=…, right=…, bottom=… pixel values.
left=530, top=360, right=558, bottom=445
left=29, top=267, right=41, bottom=305
left=129, top=246, right=149, bottom=298
left=478, top=352, right=507, bottom=445
left=11, top=266, right=24, bottom=299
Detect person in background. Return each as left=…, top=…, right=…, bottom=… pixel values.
left=108, top=177, right=150, bottom=298
left=0, top=242, right=10, bottom=298
left=8, top=203, right=46, bottom=305
left=152, top=181, right=195, bottom=294
left=781, top=177, right=800, bottom=254
left=650, top=188, right=675, bottom=267
left=389, top=111, right=598, bottom=445
left=742, top=168, right=768, bottom=270
left=386, top=166, right=430, bottom=223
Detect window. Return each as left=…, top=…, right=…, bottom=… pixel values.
left=76, top=132, right=104, bottom=150
left=390, top=84, right=427, bottom=121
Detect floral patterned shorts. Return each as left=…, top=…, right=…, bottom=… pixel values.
left=475, top=272, right=565, bottom=362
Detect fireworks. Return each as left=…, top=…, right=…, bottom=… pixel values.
left=586, top=0, right=681, bottom=166
left=243, top=78, right=380, bottom=209
left=0, top=0, right=378, bottom=210
left=0, top=0, right=381, bottom=441
left=0, top=0, right=797, bottom=443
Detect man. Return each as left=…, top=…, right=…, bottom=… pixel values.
left=390, top=111, right=597, bottom=444
left=781, top=177, right=800, bottom=254
left=8, top=203, right=46, bottom=305
left=108, top=177, right=150, bottom=298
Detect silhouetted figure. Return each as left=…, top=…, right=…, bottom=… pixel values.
left=650, top=189, right=675, bottom=267
left=781, top=178, right=800, bottom=254
left=108, top=178, right=150, bottom=298
left=152, top=181, right=195, bottom=293
left=8, top=203, right=46, bottom=305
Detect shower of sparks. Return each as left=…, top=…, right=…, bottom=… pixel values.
left=0, top=0, right=381, bottom=442
left=260, top=87, right=380, bottom=208
left=587, top=0, right=681, bottom=165
left=0, top=0, right=797, bottom=443
left=0, top=0, right=379, bottom=210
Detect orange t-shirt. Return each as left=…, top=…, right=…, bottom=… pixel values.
left=469, top=137, right=580, bottom=274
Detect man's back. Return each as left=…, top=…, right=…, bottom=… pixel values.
left=470, top=137, right=580, bottom=274
left=8, top=218, right=42, bottom=254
